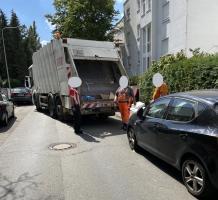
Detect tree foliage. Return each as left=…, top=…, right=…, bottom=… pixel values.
left=139, top=51, right=218, bottom=104
left=0, top=9, right=41, bottom=88
left=46, top=0, right=118, bottom=41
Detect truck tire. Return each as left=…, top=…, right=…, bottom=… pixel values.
left=55, top=98, right=64, bottom=121
left=34, top=94, right=42, bottom=112
left=48, top=96, right=56, bottom=118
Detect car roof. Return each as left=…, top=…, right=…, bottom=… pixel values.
left=166, top=89, right=218, bottom=105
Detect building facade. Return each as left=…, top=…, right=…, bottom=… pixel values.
left=124, top=0, right=218, bottom=76
left=111, top=18, right=128, bottom=69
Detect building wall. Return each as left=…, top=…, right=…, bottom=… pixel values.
left=124, top=0, right=218, bottom=76
left=187, top=0, right=218, bottom=55
left=153, top=0, right=187, bottom=59
left=124, top=0, right=140, bottom=76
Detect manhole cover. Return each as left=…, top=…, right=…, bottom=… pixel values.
left=49, top=143, right=77, bottom=151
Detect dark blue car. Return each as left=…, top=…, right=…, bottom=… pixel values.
left=127, top=90, right=218, bottom=198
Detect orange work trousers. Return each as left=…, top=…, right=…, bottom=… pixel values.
left=118, top=102, right=130, bottom=124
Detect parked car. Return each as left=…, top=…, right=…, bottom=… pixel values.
left=11, top=87, right=32, bottom=104
left=127, top=90, right=218, bottom=198
left=0, top=93, right=14, bottom=126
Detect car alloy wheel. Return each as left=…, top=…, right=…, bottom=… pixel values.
left=182, top=159, right=212, bottom=198
left=127, top=128, right=137, bottom=150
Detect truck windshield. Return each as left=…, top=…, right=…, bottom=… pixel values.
left=74, top=60, right=122, bottom=97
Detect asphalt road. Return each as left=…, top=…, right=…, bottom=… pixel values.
left=0, top=106, right=196, bottom=200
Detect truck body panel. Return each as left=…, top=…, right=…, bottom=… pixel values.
left=31, top=38, right=126, bottom=117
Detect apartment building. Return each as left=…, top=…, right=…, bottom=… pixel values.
left=124, top=0, right=218, bottom=76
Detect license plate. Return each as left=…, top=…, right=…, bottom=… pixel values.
left=18, top=94, right=24, bottom=96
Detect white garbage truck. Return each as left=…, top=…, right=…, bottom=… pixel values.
left=29, top=38, right=127, bottom=120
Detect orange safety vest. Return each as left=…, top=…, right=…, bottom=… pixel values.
left=152, top=83, right=169, bottom=100
left=117, top=88, right=129, bottom=102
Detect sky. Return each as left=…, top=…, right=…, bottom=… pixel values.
left=0, top=0, right=124, bottom=45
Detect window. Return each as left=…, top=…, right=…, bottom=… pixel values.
left=137, top=0, right=140, bottom=12
left=146, top=98, right=171, bottom=119
left=137, top=51, right=140, bottom=64
left=147, top=56, right=151, bottom=68
left=214, top=104, right=218, bottom=115
left=64, top=47, right=70, bottom=64
left=127, top=56, right=131, bottom=67
left=143, top=28, right=146, bottom=53
left=166, top=99, right=196, bottom=122
left=198, top=103, right=206, bottom=115
left=137, top=24, right=140, bottom=40
left=162, top=1, right=169, bottom=21
left=142, top=0, right=146, bottom=16
left=126, top=32, right=130, bottom=48
left=147, top=0, right=151, bottom=12
left=161, top=38, right=169, bottom=55
left=147, top=24, right=151, bottom=53
left=126, top=8, right=130, bottom=20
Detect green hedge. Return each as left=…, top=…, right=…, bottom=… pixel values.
left=139, top=52, right=218, bottom=104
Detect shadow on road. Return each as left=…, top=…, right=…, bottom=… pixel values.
left=66, top=116, right=125, bottom=142
left=0, top=172, right=61, bottom=200
left=78, top=132, right=101, bottom=143
left=38, top=108, right=125, bottom=142
left=81, top=116, right=125, bottom=138
left=14, top=103, right=33, bottom=107
left=0, top=172, right=39, bottom=200
left=137, top=147, right=183, bottom=184
left=0, top=117, right=17, bottom=134
left=137, top=148, right=218, bottom=199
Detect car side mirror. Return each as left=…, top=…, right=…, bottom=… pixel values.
left=137, top=106, right=146, bottom=120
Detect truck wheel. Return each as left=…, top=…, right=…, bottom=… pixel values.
left=48, top=97, right=56, bottom=118
left=34, top=94, right=41, bottom=112
left=56, top=98, right=64, bottom=121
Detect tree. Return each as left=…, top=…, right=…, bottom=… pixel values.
left=0, top=9, right=8, bottom=84
left=46, top=0, right=119, bottom=41
left=6, top=10, right=26, bottom=83
left=0, top=9, right=41, bottom=87
left=23, top=21, right=41, bottom=67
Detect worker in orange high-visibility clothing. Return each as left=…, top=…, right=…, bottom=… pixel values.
left=114, top=83, right=135, bottom=131
left=152, top=82, right=169, bottom=101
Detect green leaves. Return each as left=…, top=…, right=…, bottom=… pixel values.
left=46, top=0, right=118, bottom=41
left=0, top=10, right=41, bottom=87
left=139, top=52, right=218, bottom=104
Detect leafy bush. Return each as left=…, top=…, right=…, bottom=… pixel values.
left=139, top=51, right=218, bottom=104
left=129, top=75, right=140, bottom=86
